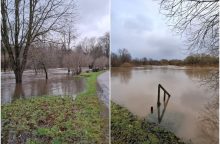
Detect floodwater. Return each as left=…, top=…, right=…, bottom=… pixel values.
left=1, top=68, right=85, bottom=104
left=111, top=66, right=219, bottom=144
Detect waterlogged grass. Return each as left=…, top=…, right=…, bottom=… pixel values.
left=2, top=72, right=104, bottom=144
left=111, top=102, right=185, bottom=144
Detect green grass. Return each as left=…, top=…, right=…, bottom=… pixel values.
left=111, top=102, right=185, bottom=144
left=2, top=72, right=105, bottom=144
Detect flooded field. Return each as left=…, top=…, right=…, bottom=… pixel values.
left=111, top=66, right=218, bottom=144
left=1, top=68, right=85, bottom=104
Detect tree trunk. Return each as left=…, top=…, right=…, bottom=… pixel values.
left=14, top=69, right=23, bottom=83
left=34, top=65, right=38, bottom=75
left=43, top=64, right=48, bottom=79
left=3, top=51, right=6, bottom=72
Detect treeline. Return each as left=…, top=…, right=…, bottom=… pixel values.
left=111, top=48, right=218, bottom=67
left=111, top=48, right=132, bottom=67
left=1, top=32, right=109, bottom=78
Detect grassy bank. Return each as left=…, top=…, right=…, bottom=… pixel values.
left=2, top=72, right=105, bottom=144
left=111, top=102, right=185, bottom=144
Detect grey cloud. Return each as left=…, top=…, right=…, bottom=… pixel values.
left=77, top=0, right=109, bottom=23
left=124, top=15, right=153, bottom=33
left=145, top=34, right=183, bottom=58
left=111, top=0, right=186, bottom=60
left=76, top=0, right=109, bottom=40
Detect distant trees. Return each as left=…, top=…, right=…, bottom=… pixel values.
left=1, top=0, right=76, bottom=83
left=100, top=32, right=110, bottom=57
left=160, top=0, right=219, bottom=56
left=111, top=49, right=218, bottom=67
left=27, top=32, right=110, bottom=77
left=111, top=53, right=120, bottom=67
left=119, top=48, right=132, bottom=63
left=168, top=59, right=183, bottom=66
left=27, top=41, right=58, bottom=79
left=184, top=54, right=219, bottom=66
left=111, top=48, right=132, bottom=67
left=71, top=33, right=110, bottom=70
left=94, top=56, right=109, bottom=69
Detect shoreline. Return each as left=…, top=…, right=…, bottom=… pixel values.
left=2, top=72, right=107, bottom=143
left=111, top=102, right=186, bottom=144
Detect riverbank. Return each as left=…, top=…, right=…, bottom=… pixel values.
left=114, top=64, right=218, bottom=68
left=111, top=102, right=185, bottom=144
left=2, top=72, right=106, bottom=143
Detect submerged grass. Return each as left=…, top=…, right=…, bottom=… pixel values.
left=111, top=102, right=185, bottom=144
left=2, top=72, right=105, bottom=144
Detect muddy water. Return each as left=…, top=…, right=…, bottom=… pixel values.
left=1, top=68, right=85, bottom=104
left=111, top=66, right=218, bottom=144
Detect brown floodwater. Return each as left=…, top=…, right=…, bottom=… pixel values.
left=111, top=66, right=219, bottom=144
left=1, top=68, right=85, bottom=104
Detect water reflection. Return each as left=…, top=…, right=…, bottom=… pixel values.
left=198, top=95, right=218, bottom=144
left=157, top=96, right=170, bottom=123
left=1, top=70, right=85, bottom=104
left=197, top=70, right=219, bottom=144
left=111, top=68, right=132, bottom=83
left=184, top=68, right=210, bottom=80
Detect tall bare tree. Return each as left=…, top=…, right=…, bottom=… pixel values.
left=99, top=32, right=110, bottom=57
left=1, top=0, right=76, bottom=83
left=94, top=56, right=108, bottom=69
left=27, top=41, right=57, bottom=79
left=160, top=0, right=219, bottom=56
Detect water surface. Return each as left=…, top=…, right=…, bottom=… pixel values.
left=1, top=68, right=85, bottom=104
left=111, top=66, right=218, bottom=144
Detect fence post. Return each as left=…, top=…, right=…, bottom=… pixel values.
left=151, top=106, right=153, bottom=113
left=157, top=84, right=160, bottom=105
left=164, top=91, right=166, bottom=101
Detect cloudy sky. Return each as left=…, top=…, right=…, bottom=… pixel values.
left=76, top=0, right=110, bottom=40
left=111, top=0, right=187, bottom=60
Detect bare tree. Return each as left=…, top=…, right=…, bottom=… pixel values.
left=27, top=41, right=57, bottom=79
left=60, top=21, right=77, bottom=50
left=69, top=51, right=84, bottom=75
left=76, top=37, right=92, bottom=55
left=83, top=54, right=94, bottom=67
left=62, top=52, right=72, bottom=74
left=1, top=43, right=9, bottom=72
left=1, top=0, right=76, bottom=83
left=99, top=32, right=110, bottom=57
left=94, top=56, right=108, bottom=69
left=160, top=0, right=219, bottom=56
left=27, top=45, right=40, bottom=74
left=118, top=48, right=132, bottom=63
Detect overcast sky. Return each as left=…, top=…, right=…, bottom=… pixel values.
left=76, top=0, right=110, bottom=41
left=111, top=0, right=187, bottom=60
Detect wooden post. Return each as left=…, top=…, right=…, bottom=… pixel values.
left=157, top=104, right=160, bottom=123
left=164, top=91, right=166, bottom=101
left=157, top=85, right=160, bottom=105
left=151, top=106, right=153, bottom=113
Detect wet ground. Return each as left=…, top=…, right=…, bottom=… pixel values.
left=97, top=71, right=110, bottom=143
left=97, top=71, right=109, bottom=108
left=111, top=66, right=218, bottom=144
left=1, top=68, right=86, bottom=104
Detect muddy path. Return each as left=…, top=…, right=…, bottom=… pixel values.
left=96, top=71, right=109, bottom=143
